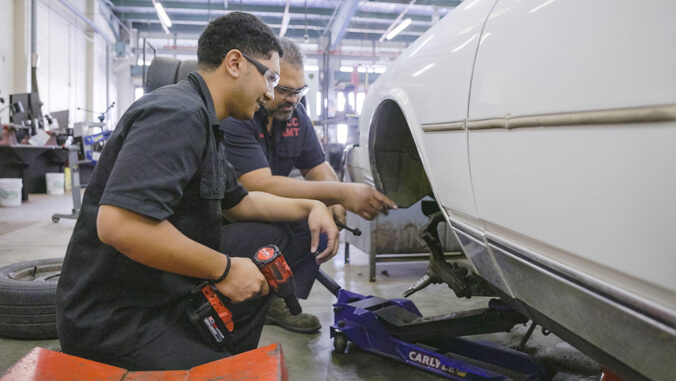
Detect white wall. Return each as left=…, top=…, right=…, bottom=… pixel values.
left=37, top=0, right=118, bottom=127
left=1, top=0, right=124, bottom=130
left=0, top=0, right=16, bottom=124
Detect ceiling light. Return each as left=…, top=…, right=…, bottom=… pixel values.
left=386, top=18, right=412, bottom=40
left=379, top=0, right=416, bottom=42
left=152, top=0, right=172, bottom=34
left=279, top=0, right=291, bottom=37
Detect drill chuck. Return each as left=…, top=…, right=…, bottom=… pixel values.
left=254, top=245, right=302, bottom=315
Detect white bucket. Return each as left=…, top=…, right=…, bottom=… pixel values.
left=0, top=178, right=23, bottom=207
left=45, top=173, right=65, bottom=195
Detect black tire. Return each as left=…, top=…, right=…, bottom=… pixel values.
left=0, top=258, right=61, bottom=340
left=0, top=322, right=57, bottom=340
left=175, top=59, right=198, bottom=84
left=144, top=57, right=181, bottom=93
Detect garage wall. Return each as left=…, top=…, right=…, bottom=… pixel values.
left=0, top=0, right=15, bottom=124
left=0, top=0, right=120, bottom=130
left=36, top=0, right=117, bottom=127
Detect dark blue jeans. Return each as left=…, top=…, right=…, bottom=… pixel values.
left=283, top=221, right=320, bottom=299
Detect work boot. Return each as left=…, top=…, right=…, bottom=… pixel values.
left=265, top=296, right=321, bottom=334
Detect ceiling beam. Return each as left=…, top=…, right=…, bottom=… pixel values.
left=327, top=0, right=360, bottom=49
left=111, top=1, right=335, bottom=15
left=367, top=0, right=462, bottom=6
left=132, top=23, right=422, bottom=43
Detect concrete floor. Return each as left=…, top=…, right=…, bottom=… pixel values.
left=0, top=192, right=601, bottom=380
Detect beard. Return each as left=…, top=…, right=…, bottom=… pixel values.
left=265, top=101, right=297, bottom=121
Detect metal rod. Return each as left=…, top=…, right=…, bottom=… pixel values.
left=317, top=269, right=341, bottom=297
left=517, top=321, right=537, bottom=352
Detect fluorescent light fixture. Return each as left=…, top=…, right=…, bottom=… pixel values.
left=357, top=67, right=366, bottom=73
left=374, top=67, right=386, bottom=74
left=305, top=65, right=319, bottom=71
left=152, top=0, right=172, bottom=34
left=279, top=0, right=291, bottom=37
left=379, top=0, right=416, bottom=42
left=340, top=66, right=354, bottom=73
left=386, top=18, right=412, bottom=40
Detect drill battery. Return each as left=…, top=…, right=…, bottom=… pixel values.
left=186, top=282, right=234, bottom=350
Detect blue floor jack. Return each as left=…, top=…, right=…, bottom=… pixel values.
left=317, top=214, right=546, bottom=380
left=327, top=289, right=545, bottom=380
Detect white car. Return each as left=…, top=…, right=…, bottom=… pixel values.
left=351, top=0, right=675, bottom=379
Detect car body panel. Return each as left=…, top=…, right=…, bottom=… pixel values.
left=469, top=0, right=676, bottom=118
left=468, top=0, right=676, bottom=308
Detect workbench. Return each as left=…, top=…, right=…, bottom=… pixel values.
left=0, top=145, right=68, bottom=201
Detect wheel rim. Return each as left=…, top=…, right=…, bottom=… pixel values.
left=9, top=264, right=61, bottom=283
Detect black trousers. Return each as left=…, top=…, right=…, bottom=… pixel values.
left=283, top=221, right=320, bottom=299
left=101, top=222, right=292, bottom=371
left=222, top=220, right=319, bottom=299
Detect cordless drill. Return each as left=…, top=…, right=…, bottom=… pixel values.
left=187, top=282, right=234, bottom=350
left=253, top=245, right=302, bottom=315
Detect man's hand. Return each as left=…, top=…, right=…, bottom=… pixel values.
left=329, top=204, right=346, bottom=228
left=308, top=201, right=340, bottom=265
left=215, top=257, right=269, bottom=303
left=341, top=183, right=398, bottom=220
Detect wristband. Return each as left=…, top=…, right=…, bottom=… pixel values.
left=213, top=255, right=231, bottom=283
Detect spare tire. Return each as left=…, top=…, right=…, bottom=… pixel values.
left=144, top=57, right=181, bottom=93
left=0, top=258, right=61, bottom=340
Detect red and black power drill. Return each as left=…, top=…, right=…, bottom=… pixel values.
left=253, top=245, right=302, bottom=315
left=187, top=245, right=300, bottom=349
left=186, top=282, right=235, bottom=350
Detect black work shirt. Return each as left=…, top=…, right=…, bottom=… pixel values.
left=222, top=102, right=325, bottom=177
left=55, top=72, right=247, bottom=359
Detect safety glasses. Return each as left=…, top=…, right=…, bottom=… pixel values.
left=241, top=53, right=280, bottom=89
left=275, top=84, right=310, bottom=99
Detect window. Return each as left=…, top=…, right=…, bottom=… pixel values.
left=337, top=92, right=346, bottom=112
left=356, top=92, right=366, bottom=114
left=134, top=87, right=144, bottom=101
left=337, top=124, right=348, bottom=144
left=316, top=92, right=322, bottom=117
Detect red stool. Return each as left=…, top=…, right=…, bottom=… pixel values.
left=1, top=343, right=288, bottom=381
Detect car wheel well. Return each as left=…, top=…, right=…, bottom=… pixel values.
left=368, top=99, right=432, bottom=208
